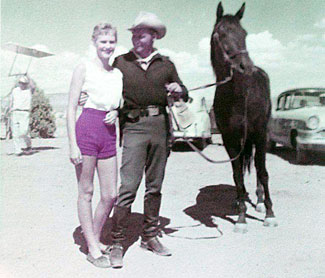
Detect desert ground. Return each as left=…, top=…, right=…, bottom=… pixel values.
left=1, top=133, right=324, bottom=278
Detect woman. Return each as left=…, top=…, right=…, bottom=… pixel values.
left=67, top=23, right=123, bottom=268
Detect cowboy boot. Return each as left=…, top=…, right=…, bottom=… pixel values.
left=140, top=236, right=171, bottom=256
left=141, top=193, right=171, bottom=256
left=109, top=206, right=130, bottom=268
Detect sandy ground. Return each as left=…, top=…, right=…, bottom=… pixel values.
left=1, top=134, right=325, bottom=278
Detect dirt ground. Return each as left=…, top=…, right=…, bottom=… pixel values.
left=1, top=135, right=324, bottom=278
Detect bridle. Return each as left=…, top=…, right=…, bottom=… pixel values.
left=169, top=21, right=251, bottom=164
left=212, top=21, right=249, bottom=69
left=187, top=22, right=249, bottom=93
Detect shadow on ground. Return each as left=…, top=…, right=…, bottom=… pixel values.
left=73, top=213, right=172, bottom=255
left=268, top=146, right=325, bottom=166
left=171, top=141, right=221, bottom=152
left=184, top=184, right=263, bottom=227
left=22, top=146, right=59, bottom=156
left=4, top=146, right=59, bottom=156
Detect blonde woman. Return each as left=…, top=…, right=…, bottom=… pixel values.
left=67, top=23, right=122, bottom=268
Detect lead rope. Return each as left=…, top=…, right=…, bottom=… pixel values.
left=168, top=69, right=249, bottom=164
left=188, top=67, right=234, bottom=92
left=159, top=223, right=223, bottom=240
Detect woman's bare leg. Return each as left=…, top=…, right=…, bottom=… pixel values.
left=76, top=155, right=102, bottom=258
left=93, top=155, right=118, bottom=248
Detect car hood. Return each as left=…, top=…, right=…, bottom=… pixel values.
left=278, top=106, right=325, bottom=127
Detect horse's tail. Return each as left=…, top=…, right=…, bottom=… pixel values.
left=243, top=140, right=253, bottom=174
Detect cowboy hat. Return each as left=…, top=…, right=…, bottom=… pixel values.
left=128, top=11, right=166, bottom=39
left=18, top=76, right=29, bottom=84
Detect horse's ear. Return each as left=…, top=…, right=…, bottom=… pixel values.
left=216, top=2, right=224, bottom=23
left=235, top=2, right=245, bottom=20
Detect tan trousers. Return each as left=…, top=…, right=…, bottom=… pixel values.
left=11, top=111, right=31, bottom=154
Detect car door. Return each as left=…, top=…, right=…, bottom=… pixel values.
left=271, top=94, right=286, bottom=143
left=276, top=94, right=293, bottom=145
left=281, top=94, right=294, bottom=146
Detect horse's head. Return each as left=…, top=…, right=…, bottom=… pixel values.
left=211, top=2, right=254, bottom=75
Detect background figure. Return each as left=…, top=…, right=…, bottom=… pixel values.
left=66, top=23, right=123, bottom=268
left=108, top=12, right=188, bottom=268
left=9, top=75, right=35, bottom=156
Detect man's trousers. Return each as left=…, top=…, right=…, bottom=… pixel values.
left=112, top=114, right=168, bottom=242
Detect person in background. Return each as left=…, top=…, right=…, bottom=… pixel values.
left=66, top=23, right=123, bottom=268
left=9, top=75, right=35, bottom=156
left=107, top=12, right=188, bottom=268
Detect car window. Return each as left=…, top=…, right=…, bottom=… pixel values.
left=278, top=90, right=325, bottom=110
left=291, top=93, right=306, bottom=109
left=284, top=94, right=292, bottom=110
left=277, top=95, right=285, bottom=110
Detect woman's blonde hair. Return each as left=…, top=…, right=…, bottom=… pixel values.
left=92, top=23, right=117, bottom=42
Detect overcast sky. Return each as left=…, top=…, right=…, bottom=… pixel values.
left=1, top=0, right=325, bottom=104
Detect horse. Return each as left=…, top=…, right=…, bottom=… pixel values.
left=210, top=2, right=277, bottom=232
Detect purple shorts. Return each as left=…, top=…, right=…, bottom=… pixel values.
left=76, top=108, right=116, bottom=159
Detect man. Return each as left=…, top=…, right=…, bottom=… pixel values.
left=9, top=76, right=34, bottom=156
left=108, top=12, right=188, bottom=268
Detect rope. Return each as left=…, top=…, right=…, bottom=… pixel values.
left=188, top=67, right=233, bottom=92
left=168, top=89, right=249, bottom=164
left=160, top=223, right=224, bottom=240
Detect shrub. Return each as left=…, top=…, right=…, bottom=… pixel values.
left=30, top=87, right=56, bottom=138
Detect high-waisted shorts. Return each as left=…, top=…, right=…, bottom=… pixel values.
left=76, top=108, right=116, bottom=159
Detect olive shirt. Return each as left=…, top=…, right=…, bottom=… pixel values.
left=113, top=51, right=188, bottom=110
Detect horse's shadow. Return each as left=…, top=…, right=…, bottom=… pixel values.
left=73, top=213, right=172, bottom=255
left=184, top=184, right=262, bottom=227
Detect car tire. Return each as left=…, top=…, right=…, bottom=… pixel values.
left=194, top=138, right=207, bottom=150
left=295, top=142, right=308, bottom=164
left=266, top=137, right=276, bottom=152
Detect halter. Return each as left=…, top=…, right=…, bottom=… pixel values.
left=212, top=22, right=248, bottom=70
left=168, top=21, right=251, bottom=164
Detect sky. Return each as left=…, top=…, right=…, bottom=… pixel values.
left=1, top=0, right=325, bottom=106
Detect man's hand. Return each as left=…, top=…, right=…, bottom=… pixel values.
left=165, top=82, right=182, bottom=93
left=103, top=110, right=118, bottom=125
left=78, top=92, right=89, bottom=106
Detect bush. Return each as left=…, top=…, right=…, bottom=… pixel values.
left=30, top=87, right=56, bottom=138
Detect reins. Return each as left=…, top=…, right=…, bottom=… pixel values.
left=159, top=223, right=224, bottom=240
left=169, top=22, right=251, bottom=164
left=169, top=83, right=249, bottom=164
left=188, top=67, right=234, bottom=92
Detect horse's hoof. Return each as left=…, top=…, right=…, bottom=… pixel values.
left=263, top=217, right=278, bottom=227
left=256, top=203, right=266, bottom=213
left=234, top=223, right=248, bottom=233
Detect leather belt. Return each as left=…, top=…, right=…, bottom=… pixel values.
left=125, top=105, right=166, bottom=123
left=139, top=105, right=164, bottom=117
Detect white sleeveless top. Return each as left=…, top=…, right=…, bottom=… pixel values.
left=82, top=60, right=123, bottom=111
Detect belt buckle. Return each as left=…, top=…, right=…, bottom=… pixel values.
left=147, top=105, right=159, bottom=116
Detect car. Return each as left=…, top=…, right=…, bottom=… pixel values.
left=267, top=88, right=325, bottom=163
left=170, top=96, right=212, bottom=150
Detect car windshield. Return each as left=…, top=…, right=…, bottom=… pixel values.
left=291, top=91, right=325, bottom=109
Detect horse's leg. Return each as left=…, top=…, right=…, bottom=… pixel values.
left=254, top=140, right=278, bottom=227
left=225, top=141, right=248, bottom=233
left=255, top=179, right=266, bottom=213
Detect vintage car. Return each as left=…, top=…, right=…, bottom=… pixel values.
left=267, top=88, right=325, bottom=163
left=170, top=96, right=212, bottom=149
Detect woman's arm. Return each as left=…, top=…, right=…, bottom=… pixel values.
left=66, top=63, right=86, bottom=164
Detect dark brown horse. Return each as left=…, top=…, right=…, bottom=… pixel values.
left=210, top=2, right=277, bottom=232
